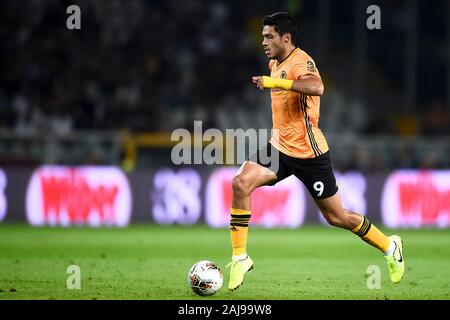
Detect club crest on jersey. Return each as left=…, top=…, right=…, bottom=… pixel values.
left=307, top=61, right=316, bottom=72
left=280, top=71, right=287, bottom=79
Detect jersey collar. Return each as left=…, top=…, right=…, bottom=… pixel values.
left=274, top=47, right=299, bottom=68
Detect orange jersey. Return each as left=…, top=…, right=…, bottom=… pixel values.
left=268, top=48, right=329, bottom=159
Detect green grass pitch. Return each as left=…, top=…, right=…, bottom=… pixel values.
left=0, top=224, right=449, bottom=300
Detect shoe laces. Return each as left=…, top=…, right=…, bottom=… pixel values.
left=385, top=255, right=397, bottom=268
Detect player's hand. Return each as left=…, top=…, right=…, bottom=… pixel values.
left=252, top=76, right=264, bottom=90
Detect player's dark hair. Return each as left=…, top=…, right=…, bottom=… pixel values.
left=263, top=12, right=297, bottom=45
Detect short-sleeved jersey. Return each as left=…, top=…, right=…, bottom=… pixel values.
left=268, top=48, right=329, bottom=159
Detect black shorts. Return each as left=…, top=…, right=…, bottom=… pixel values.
left=248, top=142, right=338, bottom=199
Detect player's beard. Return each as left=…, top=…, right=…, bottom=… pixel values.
left=265, top=47, right=277, bottom=60
left=266, top=45, right=283, bottom=61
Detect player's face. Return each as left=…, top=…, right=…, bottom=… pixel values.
left=262, top=25, right=286, bottom=60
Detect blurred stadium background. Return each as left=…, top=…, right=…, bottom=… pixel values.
left=0, top=0, right=449, bottom=300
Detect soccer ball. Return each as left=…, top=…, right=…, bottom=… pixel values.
left=187, top=260, right=223, bottom=296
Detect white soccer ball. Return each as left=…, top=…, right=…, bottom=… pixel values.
left=187, top=260, right=223, bottom=296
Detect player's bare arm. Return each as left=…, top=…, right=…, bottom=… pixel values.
left=252, top=74, right=323, bottom=96
left=291, top=75, right=323, bottom=96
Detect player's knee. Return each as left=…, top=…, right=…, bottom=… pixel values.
left=232, top=175, right=253, bottom=197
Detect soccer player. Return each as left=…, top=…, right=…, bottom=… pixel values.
left=226, top=12, right=404, bottom=290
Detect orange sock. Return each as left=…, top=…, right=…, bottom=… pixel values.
left=230, top=208, right=251, bottom=257
left=352, top=215, right=390, bottom=253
